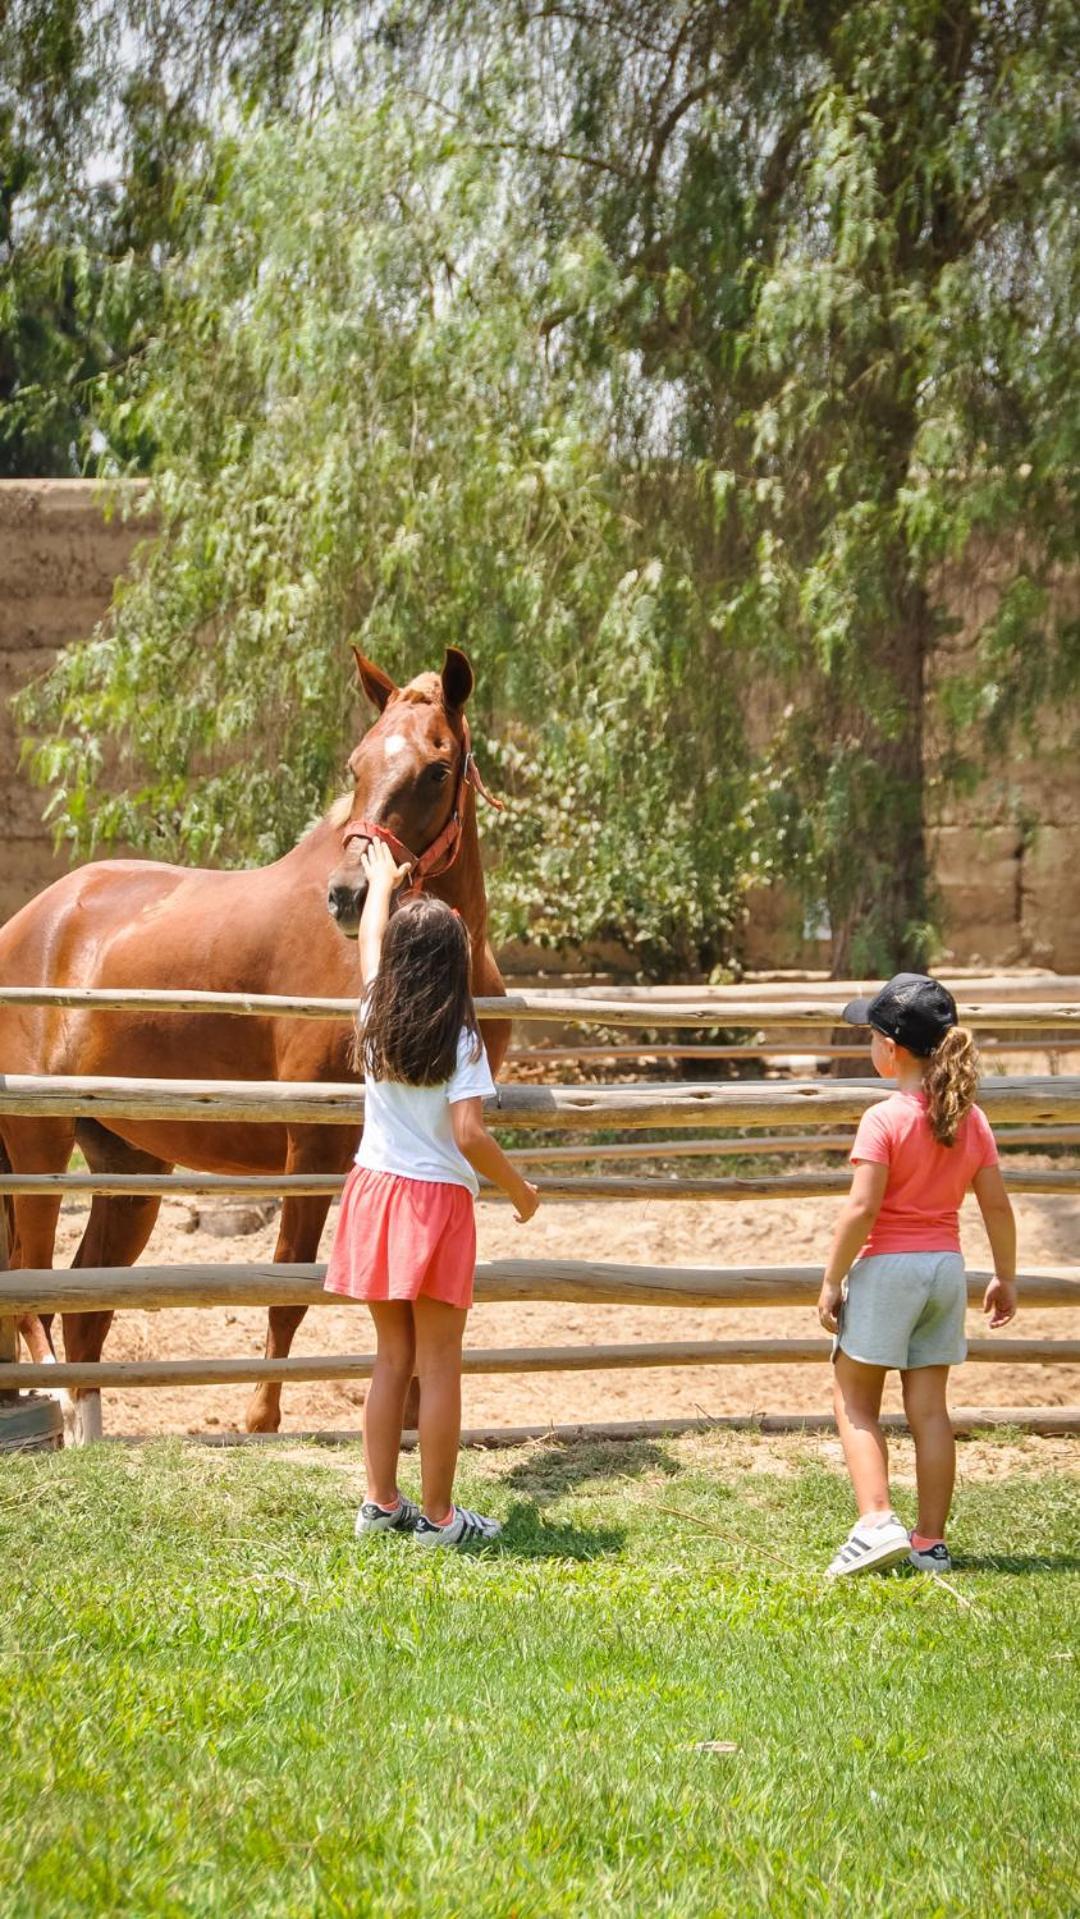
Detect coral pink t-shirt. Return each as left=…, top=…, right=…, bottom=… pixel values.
left=851, top=1091, right=999, bottom=1257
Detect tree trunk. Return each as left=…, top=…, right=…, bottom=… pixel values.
left=828, top=580, right=931, bottom=985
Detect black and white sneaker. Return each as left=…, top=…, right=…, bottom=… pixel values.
left=414, top=1505, right=502, bottom=1548
left=355, top=1494, right=421, bottom=1537
left=909, top=1540, right=953, bottom=1574
left=826, top=1513, right=911, bottom=1578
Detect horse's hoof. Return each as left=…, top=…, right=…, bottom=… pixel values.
left=54, top=1389, right=103, bottom=1446
left=243, top=1395, right=281, bottom=1435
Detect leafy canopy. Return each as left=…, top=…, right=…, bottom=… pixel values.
left=15, top=1, right=1080, bottom=974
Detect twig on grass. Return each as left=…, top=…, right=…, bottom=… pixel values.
left=915, top=1571, right=979, bottom=1613
left=654, top=1499, right=981, bottom=1610
left=652, top=1500, right=810, bottom=1578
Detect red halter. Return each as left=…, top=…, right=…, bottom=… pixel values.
left=340, top=716, right=502, bottom=894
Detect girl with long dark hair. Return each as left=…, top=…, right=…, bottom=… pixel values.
left=325, top=840, right=539, bottom=1545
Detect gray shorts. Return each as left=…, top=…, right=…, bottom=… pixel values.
left=836, top=1251, right=967, bottom=1372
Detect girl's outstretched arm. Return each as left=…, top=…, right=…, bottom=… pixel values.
left=817, top=1161, right=889, bottom=1332
left=357, top=841, right=412, bottom=986
left=972, top=1164, right=1017, bottom=1327
left=451, top=1099, right=540, bottom=1222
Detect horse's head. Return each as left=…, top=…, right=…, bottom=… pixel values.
left=326, top=646, right=476, bottom=938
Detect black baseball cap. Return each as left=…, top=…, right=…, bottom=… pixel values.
left=842, top=973, right=958, bottom=1058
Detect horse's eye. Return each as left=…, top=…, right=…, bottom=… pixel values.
left=429, top=764, right=451, bottom=785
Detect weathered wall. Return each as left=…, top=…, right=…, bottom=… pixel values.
left=925, top=546, right=1080, bottom=970
left=1, top=482, right=145, bottom=925
left=2, top=479, right=1078, bottom=966
left=742, top=556, right=1080, bottom=972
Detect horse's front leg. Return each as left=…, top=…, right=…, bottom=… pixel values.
left=245, top=1179, right=335, bottom=1435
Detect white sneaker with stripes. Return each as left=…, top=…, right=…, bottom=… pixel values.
left=414, top=1505, right=502, bottom=1548
left=355, top=1494, right=421, bottom=1537
left=826, top=1513, right=911, bottom=1578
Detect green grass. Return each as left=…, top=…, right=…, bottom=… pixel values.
left=1, top=1435, right=1078, bottom=1917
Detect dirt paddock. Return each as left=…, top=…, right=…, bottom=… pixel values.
left=47, top=1179, right=1080, bottom=1445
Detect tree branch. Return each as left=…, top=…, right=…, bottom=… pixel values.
left=642, top=73, right=726, bottom=195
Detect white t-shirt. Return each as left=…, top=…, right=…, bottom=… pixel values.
left=355, top=1018, right=497, bottom=1197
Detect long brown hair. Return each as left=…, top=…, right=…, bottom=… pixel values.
left=356, top=894, right=480, bottom=1085
left=924, top=1024, right=980, bottom=1146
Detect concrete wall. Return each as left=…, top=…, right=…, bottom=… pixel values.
left=2, top=479, right=1078, bottom=967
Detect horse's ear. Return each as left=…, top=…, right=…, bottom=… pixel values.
left=441, top=647, right=474, bottom=711
left=353, top=650, right=397, bottom=713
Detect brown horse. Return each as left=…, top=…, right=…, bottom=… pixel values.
left=0, top=647, right=508, bottom=1439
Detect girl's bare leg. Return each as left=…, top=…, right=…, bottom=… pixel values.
left=363, top=1302, right=416, bottom=1507
left=833, top=1353, right=892, bottom=1516
left=412, top=1296, right=468, bottom=1523
left=901, top=1365, right=955, bottom=1539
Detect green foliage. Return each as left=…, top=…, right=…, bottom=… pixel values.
left=1, top=1438, right=1078, bottom=1915
left=12, top=2, right=1080, bottom=973
left=18, top=101, right=761, bottom=970
left=0, top=0, right=371, bottom=474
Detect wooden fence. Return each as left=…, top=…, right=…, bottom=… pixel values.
left=2, top=976, right=1079, bottom=1444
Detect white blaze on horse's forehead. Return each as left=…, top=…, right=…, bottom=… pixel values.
left=382, top=732, right=410, bottom=759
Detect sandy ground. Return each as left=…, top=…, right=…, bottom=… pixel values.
left=46, top=1180, right=1080, bottom=1442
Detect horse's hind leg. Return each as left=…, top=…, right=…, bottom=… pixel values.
left=1, top=1118, right=77, bottom=1376
left=61, top=1121, right=172, bottom=1445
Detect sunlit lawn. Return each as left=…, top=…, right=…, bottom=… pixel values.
left=2, top=1433, right=1077, bottom=1917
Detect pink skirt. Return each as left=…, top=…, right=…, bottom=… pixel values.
left=323, top=1165, right=476, bottom=1309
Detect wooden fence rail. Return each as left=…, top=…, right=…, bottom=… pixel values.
left=3, top=983, right=1080, bottom=1029
left=3, top=1167, right=1079, bottom=1203
left=3, top=1260, right=1077, bottom=1316
left=510, top=1039, right=1080, bottom=1060
left=523, top=976, right=1080, bottom=1002
left=4, top=1071, right=1080, bottom=1129
left=3, top=975, right=1078, bottom=1445
left=4, top=1335, right=1076, bottom=1395
left=11, top=1123, right=1078, bottom=1180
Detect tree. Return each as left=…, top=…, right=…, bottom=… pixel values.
left=385, top=0, right=1080, bottom=970
left=16, top=1, right=1080, bottom=975
left=17, top=102, right=759, bottom=971
left=0, top=0, right=376, bottom=474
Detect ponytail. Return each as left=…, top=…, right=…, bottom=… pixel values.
left=924, top=1025, right=979, bottom=1146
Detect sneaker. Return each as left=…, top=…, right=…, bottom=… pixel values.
left=414, top=1505, right=502, bottom=1548
left=355, top=1494, right=421, bottom=1537
left=909, top=1540, right=953, bottom=1574
left=826, top=1513, right=911, bottom=1579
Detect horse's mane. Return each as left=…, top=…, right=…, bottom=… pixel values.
left=325, top=793, right=354, bottom=828
left=393, top=673, right=444, bottom=706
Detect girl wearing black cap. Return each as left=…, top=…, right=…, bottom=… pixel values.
left=817, top=974, right=1017, bottom=1578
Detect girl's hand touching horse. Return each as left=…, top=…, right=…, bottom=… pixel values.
left=358, top=840, right=413, bottom=984
left=360, top=839, right=413, bottom=895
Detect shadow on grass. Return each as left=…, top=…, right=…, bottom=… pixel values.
left=501, top=1437, right=681, bottom=1508
left=954, top=1553, right=1080, bottom=1575
left=489, top=1498, right=627, bottom=1561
